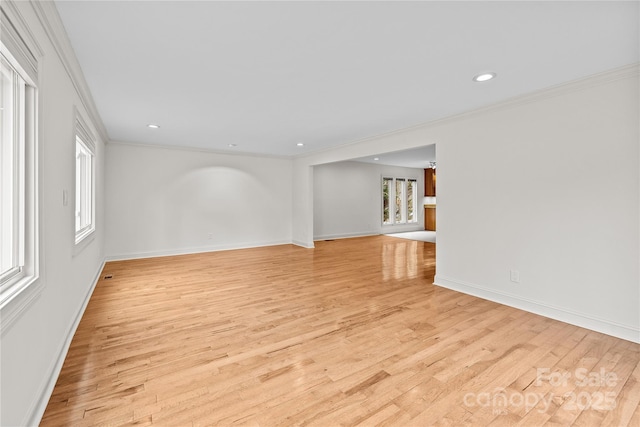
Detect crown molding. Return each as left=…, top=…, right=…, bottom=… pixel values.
left=29, top=0, right=109, bottom=143
left=0, top=1, right=43, bottom=81
left=296, top=62, right=640, bottom=160
left=447, top=62, right=640, bottom=121
left=108, top=140, right=291, bottom=161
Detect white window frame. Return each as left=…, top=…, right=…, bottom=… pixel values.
left=74, top=112, right=95, bottom=248
left=407, top=178, right=417, bottom=223
left=382, top=177, right=392, bottom=225
left=382, top=177, right=418, bottom=226
left=0, top=10, right=40, bottom=325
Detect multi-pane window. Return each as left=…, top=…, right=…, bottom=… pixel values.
left=75, top=119, right=95, bottom=244
left=0, top=53, right=23, bottom=285
left=0, top=44, right=37, bottom=309
left=382, top=177, right=417, bottom=225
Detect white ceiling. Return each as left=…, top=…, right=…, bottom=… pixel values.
left=55, top=1, right=639, bottom=158
left=353, top=145, right=436, bottom=169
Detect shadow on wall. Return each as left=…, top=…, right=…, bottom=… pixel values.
left=148, top=166, right=269, bottom=247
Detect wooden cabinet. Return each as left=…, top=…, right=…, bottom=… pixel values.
left=424, top=204, right=436, bottom=231
left=424, top=168, right=436, bottom=196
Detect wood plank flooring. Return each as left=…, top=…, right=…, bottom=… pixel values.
left=41, top=236, right=640, bottom=426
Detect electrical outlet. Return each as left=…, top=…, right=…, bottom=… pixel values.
left=207, top=233, right=213, bottom=240
left=510, top=269, right=520, bottom=283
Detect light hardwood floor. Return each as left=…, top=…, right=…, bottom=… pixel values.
left=42, top=236, right=640, bottom=426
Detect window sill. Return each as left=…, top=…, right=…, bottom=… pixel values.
left=73, top=229, right=95, bottom=257
left=0, top=274, right=43, bottom=335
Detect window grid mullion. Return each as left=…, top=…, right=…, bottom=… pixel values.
left=382, top=177, right=418, bottom=226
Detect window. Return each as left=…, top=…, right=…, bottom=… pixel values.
left=407, top=179, right=417, bottom=223
left=0, top=40, right=38, bottom=311
left=382, top=177, right=417, bottom=225
left=0, top=53, right=23, bottom=285
left=382, top=177, right=391, bottom=224
left=74, top=115, right=95, bottom=245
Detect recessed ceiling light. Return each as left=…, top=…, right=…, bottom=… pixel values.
left=296, top=143, right=304, bottom=147
left=147, top=124, right=160, bottom=129
left=373, top=157, right=380, bottom=161
left=228, top=144, right=237, bottom=147
left=473, top=72, right=496, bottom=82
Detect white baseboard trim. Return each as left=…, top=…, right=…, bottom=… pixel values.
left=434, top=275, right=640, bottom=344
left=105, top=240, right=292, bottom=262
left=27, top=260, right=106, bottom=426
left=380, top=225, right=425, bottom=233
left=292, top=239, right=315, bottom=249
left=314, top=231, right=380, bottom=241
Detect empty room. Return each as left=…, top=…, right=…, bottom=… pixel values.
left=1, top=1, right=639, bottom=426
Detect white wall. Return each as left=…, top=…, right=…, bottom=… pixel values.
left=2, top=4, right=637, bottom=426
left=105, top=143, right=293, bottom=259
left=314, top=161, right=424, bottom=239
left=294, top=65, right=640, bottom=343
left=434, top=70, right=639, bottom=342
left=292, top=160, right=314, bottom=248
left=1, top=2, right=107, bottom=425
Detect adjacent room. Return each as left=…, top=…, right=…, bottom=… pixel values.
left=1, top=1, right=638, bottom=425
left=314, top=145, right=437, bottom=242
